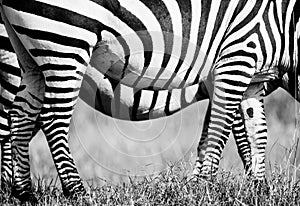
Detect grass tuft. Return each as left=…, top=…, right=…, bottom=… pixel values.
left=1, top=161, right=300, bottom=205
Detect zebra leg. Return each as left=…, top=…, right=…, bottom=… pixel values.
left=240, top=98, right=267, bottom=180
left=0, top=19, right=21, bottom=143
left=0, top=110, right=10, bottom=143
left=8, top=68, right=44, bottom=203
left=1, top=137, right=12, bottom=192
left=0, top=17, right=44, bottom=202
left=1, top=72, right=44, bottom=201
left=10, top=136, right=36, bottom=202
left=194, top=104, right=253, bottom=177
left=1, top=123, right=40, bottom=195
left=232, top=109, right=252, bottom=175
left=2, top=6, right=90, bottom=196
left=194, top=102, right=211, bottom=175
left=39, top=64, right=87, bottom=198
left=0, top=25, right=22, bottom=193
left=3, top=92, right=40, bottom=202
left=0, top=110, right=11, bottom=187
left=193, top=102, right=252, bottom=176
left=194, top=61, right=255, bottom=178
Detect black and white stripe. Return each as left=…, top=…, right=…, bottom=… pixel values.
left=191, top=0, right=300, bottom=178
left=0, top=32, right=271, bottom=198
left=0, top=0, right=299, bottom=201
left=1, top=25, right=260, bottom=198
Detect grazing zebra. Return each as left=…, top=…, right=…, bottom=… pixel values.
left=0, top=0, right=299, bottom=201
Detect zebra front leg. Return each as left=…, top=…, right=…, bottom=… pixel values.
left=194, top=61, right=255, bottom=178
left=193, top=102, right=211, bottom=177
left=240, top=98, right=267, bottom=180
left=232, top=109, right=252, bottom=176
left=194, top=104, right=253, bottom=177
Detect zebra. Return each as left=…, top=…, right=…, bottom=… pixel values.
left=0, top=20, right=215, bottom=199
left=2, top=39, right=298, bottom=202
left=2, top=41, right=299, bottom=202
left=187, top=0, right=300, bottom=178
left=2, top=52, right=299, bottom=202
left=0, top=24, right=260, bottom=200
left=0, top=0, right=299, bottom=201
left=0, top=20, right=238, bottom=200
left=60, top=0, right=300, bottom=179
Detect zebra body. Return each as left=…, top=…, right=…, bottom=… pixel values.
left=0, top=18, right=214, bottom=198
left=0, top=27, right=249, bottom=195
left=1, top=43, right=298, bottom=200
left=0, top=0, right=299, bottom=201
left=2, top=0, right=282, bottom=90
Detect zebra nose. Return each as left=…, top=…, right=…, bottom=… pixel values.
left=246, top=107, right=254, bottom=118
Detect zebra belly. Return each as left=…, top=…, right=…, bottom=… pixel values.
left=90, top=38, right=204, bottom=90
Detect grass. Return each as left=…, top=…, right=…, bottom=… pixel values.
left=1, top=162, right=300, bottom=206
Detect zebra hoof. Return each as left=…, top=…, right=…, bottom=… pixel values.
left=63, top=184, right=87, bottom=199
left=16, top=192, right=38, bottom=205
left=192, top=168, right=217, bottom=181
left=252, top=178, right=270, bottom=195
left=65, top=189, right=93, bottom=205
left=1, top=182, right=12, bottom=194
left=11, top=186, right=38, bottom=205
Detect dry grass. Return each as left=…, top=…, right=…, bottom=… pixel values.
left=1, top=161, right=300, bottom=206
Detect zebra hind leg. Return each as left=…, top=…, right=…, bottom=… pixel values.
left=10, top=140, right=37, bottom=203
left=0, top=109, right=13, bottom=192
left=39, top=93, right=86, bottom=198
left=39, top=63, right=87, bottom=199
left=1, top=137, right=13, bottom=193
left=8, top=70, right=44, bottom=203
